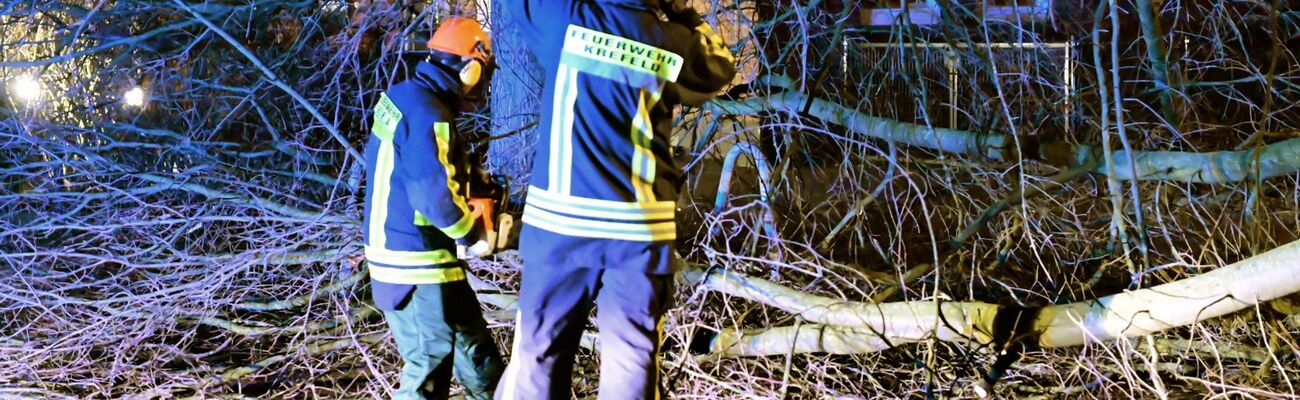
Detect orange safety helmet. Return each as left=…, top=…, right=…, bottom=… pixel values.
left=426, top=17, right=492, bottom=65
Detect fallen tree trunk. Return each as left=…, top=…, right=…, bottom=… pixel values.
left=709, top=92, right=1300, bottom=184
left=686, top=237, right=1300, bottom=356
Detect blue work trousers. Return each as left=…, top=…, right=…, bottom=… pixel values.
left=496, top=264, right=674, bottom=400
left=383, top=280, right=504, bottom=400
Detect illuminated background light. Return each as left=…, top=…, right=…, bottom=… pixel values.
left=124, top=86, right=146, bottom=107
left=11, top=76, right=42, bottom=103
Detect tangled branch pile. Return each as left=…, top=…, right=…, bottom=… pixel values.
left=3, top=0, right=1300, bottom=398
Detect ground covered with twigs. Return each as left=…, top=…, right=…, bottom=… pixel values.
left=5, top=0, right=1300, bottom=398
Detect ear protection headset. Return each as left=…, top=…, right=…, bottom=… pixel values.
left=459, top=57, right=483, bottom=88
left=427, top=17, right=494, bottom=93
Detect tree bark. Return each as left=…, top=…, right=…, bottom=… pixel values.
left=709, top=91, right=1300, bottom=184
left=688, top=238, right=1300, bottom=356
left=1134, top=0, right=1178, bottom=128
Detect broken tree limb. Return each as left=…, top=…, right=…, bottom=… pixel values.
left=1034, top=237, right=1300, bottom=347
left=707, top=92, right=1300, bottom=184
left=188, top=306, right=378, bottom=337
left=134, top=173, right=346, bottom=222
left=687, top=237, right=1300, bottom=356
left=233, top=269, right=366, bottom=312
left=702, top=323, right=904, bottom=357
left=708, top=92, right=1010, bottom=160
left=217, top=332, right=386, bottom=383
left=680, top=266, right=1001, bottom=346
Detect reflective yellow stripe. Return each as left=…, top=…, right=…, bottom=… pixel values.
left=370, top=140, right=396, bottom=247
left=364, top=245, right=458, bottom=266
left=631, top=89, right=660, bottom=202
left=522, top=205, right=676, bottom=242
left=434, top=122, right=473, bottom=238
left=442, top=212, right=474, bottom=239
left=654, top=315, right=665, bottom=400
left=368, top=94, right=402, bottom=248
left=526, top=185, right=674, bottom=221
left=367, top=264, right=466, bottom=284
left=562, top=24, right=683, bottom=82
left=413, top=210, right=431, bottom=226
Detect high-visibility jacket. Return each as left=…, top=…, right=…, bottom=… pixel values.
left=363, top=61, right=476, bottom=310
left=507, top=0, right=737, bottom=274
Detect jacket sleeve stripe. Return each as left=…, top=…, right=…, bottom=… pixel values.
left=442, top=212, right=475, bottom=239
left=413, top=210, right=432, bottom=226
left=434, top=122, right=474, bottom=238
left=631, top=89, right=661, bottom=202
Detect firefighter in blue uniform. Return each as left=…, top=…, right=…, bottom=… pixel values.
left=362, top=17, right=503, bottom=400
left=496, top=0, right=736, bottom=398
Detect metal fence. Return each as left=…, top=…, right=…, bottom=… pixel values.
left=841, top=39, right=1075, bottom=136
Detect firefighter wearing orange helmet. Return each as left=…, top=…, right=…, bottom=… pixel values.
left=361, top=16, right=502, bottom=400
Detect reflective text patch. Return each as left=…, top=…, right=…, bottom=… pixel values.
left=562, top=25, right=683, bottom=83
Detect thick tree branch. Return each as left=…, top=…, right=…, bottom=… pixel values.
left=687, top=237, right=1300, bottom=356
left=709, top=92, right=1300, bottom=184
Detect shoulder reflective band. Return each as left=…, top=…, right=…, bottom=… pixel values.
left=372, top=93, right=401, bottom=141
left=562, top=25, right=683, bottom=84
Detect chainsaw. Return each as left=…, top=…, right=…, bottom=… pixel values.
left=458, top=175, right=520, bottom=259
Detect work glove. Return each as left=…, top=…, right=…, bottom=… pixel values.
left=456, top=221, right=491, bottom=259
left=662, top=0, right=703, bottom=27
left=694, top=23, right=731, bottom=62
left=457, top=198, right=498, bottom=259
left=661, top=0, right=732, bottom=70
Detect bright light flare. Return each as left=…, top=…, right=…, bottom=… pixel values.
left=11, top=76, right=42, bottom=103
left=124, top=86, right=146, bottom=107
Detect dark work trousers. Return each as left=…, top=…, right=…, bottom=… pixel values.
left=496, top=264, right=674, bottom=400
left=383, top=280, right=504, bottom=400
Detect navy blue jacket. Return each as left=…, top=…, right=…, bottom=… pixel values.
left=506, top=0, right=737, bottom=273
left=363, top=61, right=477, bottom=310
